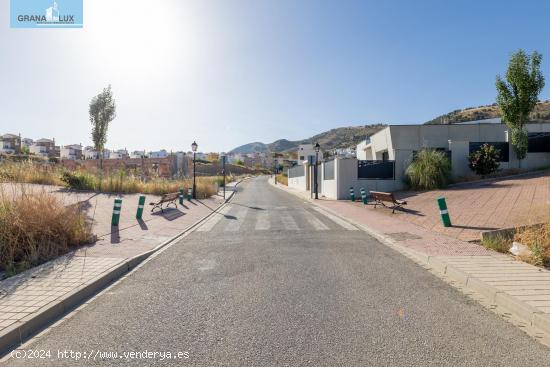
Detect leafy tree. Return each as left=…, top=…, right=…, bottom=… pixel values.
left=496, top=50, right=545, bottom=164
left=21, top=146, right=30, bottom=155
left=405, top=149, right=451, bottom=190
left=89, top=85, right=116, bottom=167
left=235, top=159, right=244, bottom=166
left=468, top=144, right=501, bottom=176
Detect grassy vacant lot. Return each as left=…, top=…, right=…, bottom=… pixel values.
left=0, top=186, right=91, bottom=275
left=0, top=161, right=230, bottom=198
left=480, top=221, right=550, bottom=268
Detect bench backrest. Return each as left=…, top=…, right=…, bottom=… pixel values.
left=161, top=192, right=180, bottom=202
left=370, top=191, right=395, bottom=202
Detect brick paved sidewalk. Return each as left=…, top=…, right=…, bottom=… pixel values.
left=0, top=183, right=230, bottom=349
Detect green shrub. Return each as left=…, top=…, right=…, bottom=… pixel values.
left=468, top=143, right=500, bottom=176
left=60, top=170, right=97, bottom=190
left=405, top=149, right=451, bottom=190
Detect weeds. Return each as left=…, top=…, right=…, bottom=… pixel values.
left=514, top=222, right=550, bottom=267
left=1, top=161, right=228, bottom=198
left=480, top=235, right=511, bottom=253
left=0, top=186, right=92, bottom=275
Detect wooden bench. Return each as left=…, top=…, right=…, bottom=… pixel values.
left=150, top=192, right=180, bottom=213
left=370, top=191, right=407, bottom=213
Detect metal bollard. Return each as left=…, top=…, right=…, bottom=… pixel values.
left=360, top=188, right=368, bottom=204
left=112, top=198, right=122, bottom=226
left=136, top=195, right=145, bottom=219
left=349, top=187, right=355, bottom=202
left=437, top=197, right=452, bottom=227
left=187, top=187, right=193, bottom=201
left=179, top=188, right=184, bottom=205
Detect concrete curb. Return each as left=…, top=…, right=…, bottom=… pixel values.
left=0, top=181, right=242, bottom=357
left=269, top=178, right=550, bottom=342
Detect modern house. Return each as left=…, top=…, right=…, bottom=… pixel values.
left=288, top=121, right=550, bottom=199
left=149, top=149, right=168, bottom=158
left=29, top=138, right=56, bottom=158
left=130, top=150, right=147, bottom=159
left=296, top=144, right=323, bottom=165
left=60, top=144, right=83, bottom=160
left=0, top=133, right=22, bottom=154
left=109, top=149, right=129, bottom=160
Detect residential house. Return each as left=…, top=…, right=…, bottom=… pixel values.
left=21, top=138, right=34, bottom=149
left=289, top=120, right=550, bottom=199
left=130, top=150, right=147, bottom=159
left=60, top=144, right=83, bottom=160
left=296, top=144, right=323, bottom=165
left=83, top=146, right=99, bottom=160
left=149, top=149, right=168, bottom=158
left=109, top=149, right=129, bottom=160
left=29, top=138, right=56, bottom=158
left=0, top=133, right=22, bottom=154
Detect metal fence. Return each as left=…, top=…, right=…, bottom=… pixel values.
left=323, top=159, right=335, bottom=180
left=357, top=160, right=395, bottom=180
left=288, top=165, right=305, bottom=178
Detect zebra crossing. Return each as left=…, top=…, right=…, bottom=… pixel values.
left=196, top=204, right=358, bottom=233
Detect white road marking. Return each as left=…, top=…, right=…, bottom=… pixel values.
left=255, top=211, right=270, bottom=230
left=281, top=213, right=299, bottom=230
left=196, top=205, right=232, bottom=232
left=224, top=207, right=249, bottom=232
left=297, top=208, right=329, bottom=230
left=312, top=207, right=358, bottom=230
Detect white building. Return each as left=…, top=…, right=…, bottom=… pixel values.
left=130, top=150, right=146, bottom=159
left=296, top=144, right=323, bottom=165
left=83, top=146, right=99, bottom=160
left=149, top=149, right=168, bottom=158
left=60, top=144, right=82, bottom=160
left=289, top=121, right=550, bottom=199
left=29, top=138, right=55, bottom=158
left=109, top=149, right=128, bottom=160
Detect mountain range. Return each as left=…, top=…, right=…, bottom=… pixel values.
left=229, top=124, right=386, bottom=154
left=230, top=101, right=550, bottom=155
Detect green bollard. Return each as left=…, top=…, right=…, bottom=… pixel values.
left=437, top=197, right=452, bottom=227
left=187, top=188, right=192, bottom=201
left=349, top=187, right=355, bottom=202
left=179, top=188, right=184, bottom=205
left=136, top=195, right=145, bottom=219
left=360, top=188, right=368, bottom=204
left=112, top=198, right=122, bottom=226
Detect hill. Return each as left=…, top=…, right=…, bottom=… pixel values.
left=229, top=124, right=386, bottom=155
left=424, top=100, right=550, bottom=125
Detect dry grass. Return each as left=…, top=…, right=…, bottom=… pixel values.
left=0, top=186, right=92, bottom=275
left=1, top=161, right=229, bottom=198
left=275, top=174, right=288, bottom=186
left=514, top=222, right=550, bottom=267
left=0, top=161, right=63, bottom=186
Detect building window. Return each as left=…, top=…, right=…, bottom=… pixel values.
left=299, top=156, right=304, bottom=160
left=528, top=132, right=550, bottom=153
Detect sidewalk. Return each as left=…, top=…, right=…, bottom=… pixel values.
left=0, top=182, right=238, bottom=354
left=272, top=179, right=550, bottom=345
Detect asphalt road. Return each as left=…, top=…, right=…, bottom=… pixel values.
left=4, top=177, right=550, bottom=366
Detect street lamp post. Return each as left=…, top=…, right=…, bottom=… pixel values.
left=221, top=154, right=226, bottom=201
left=314, top=142, right=320, bottom=199
left=191, top=141, right=198, bottom=199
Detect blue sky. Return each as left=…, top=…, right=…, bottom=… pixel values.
left=1, top=0, right=549, bottom=152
